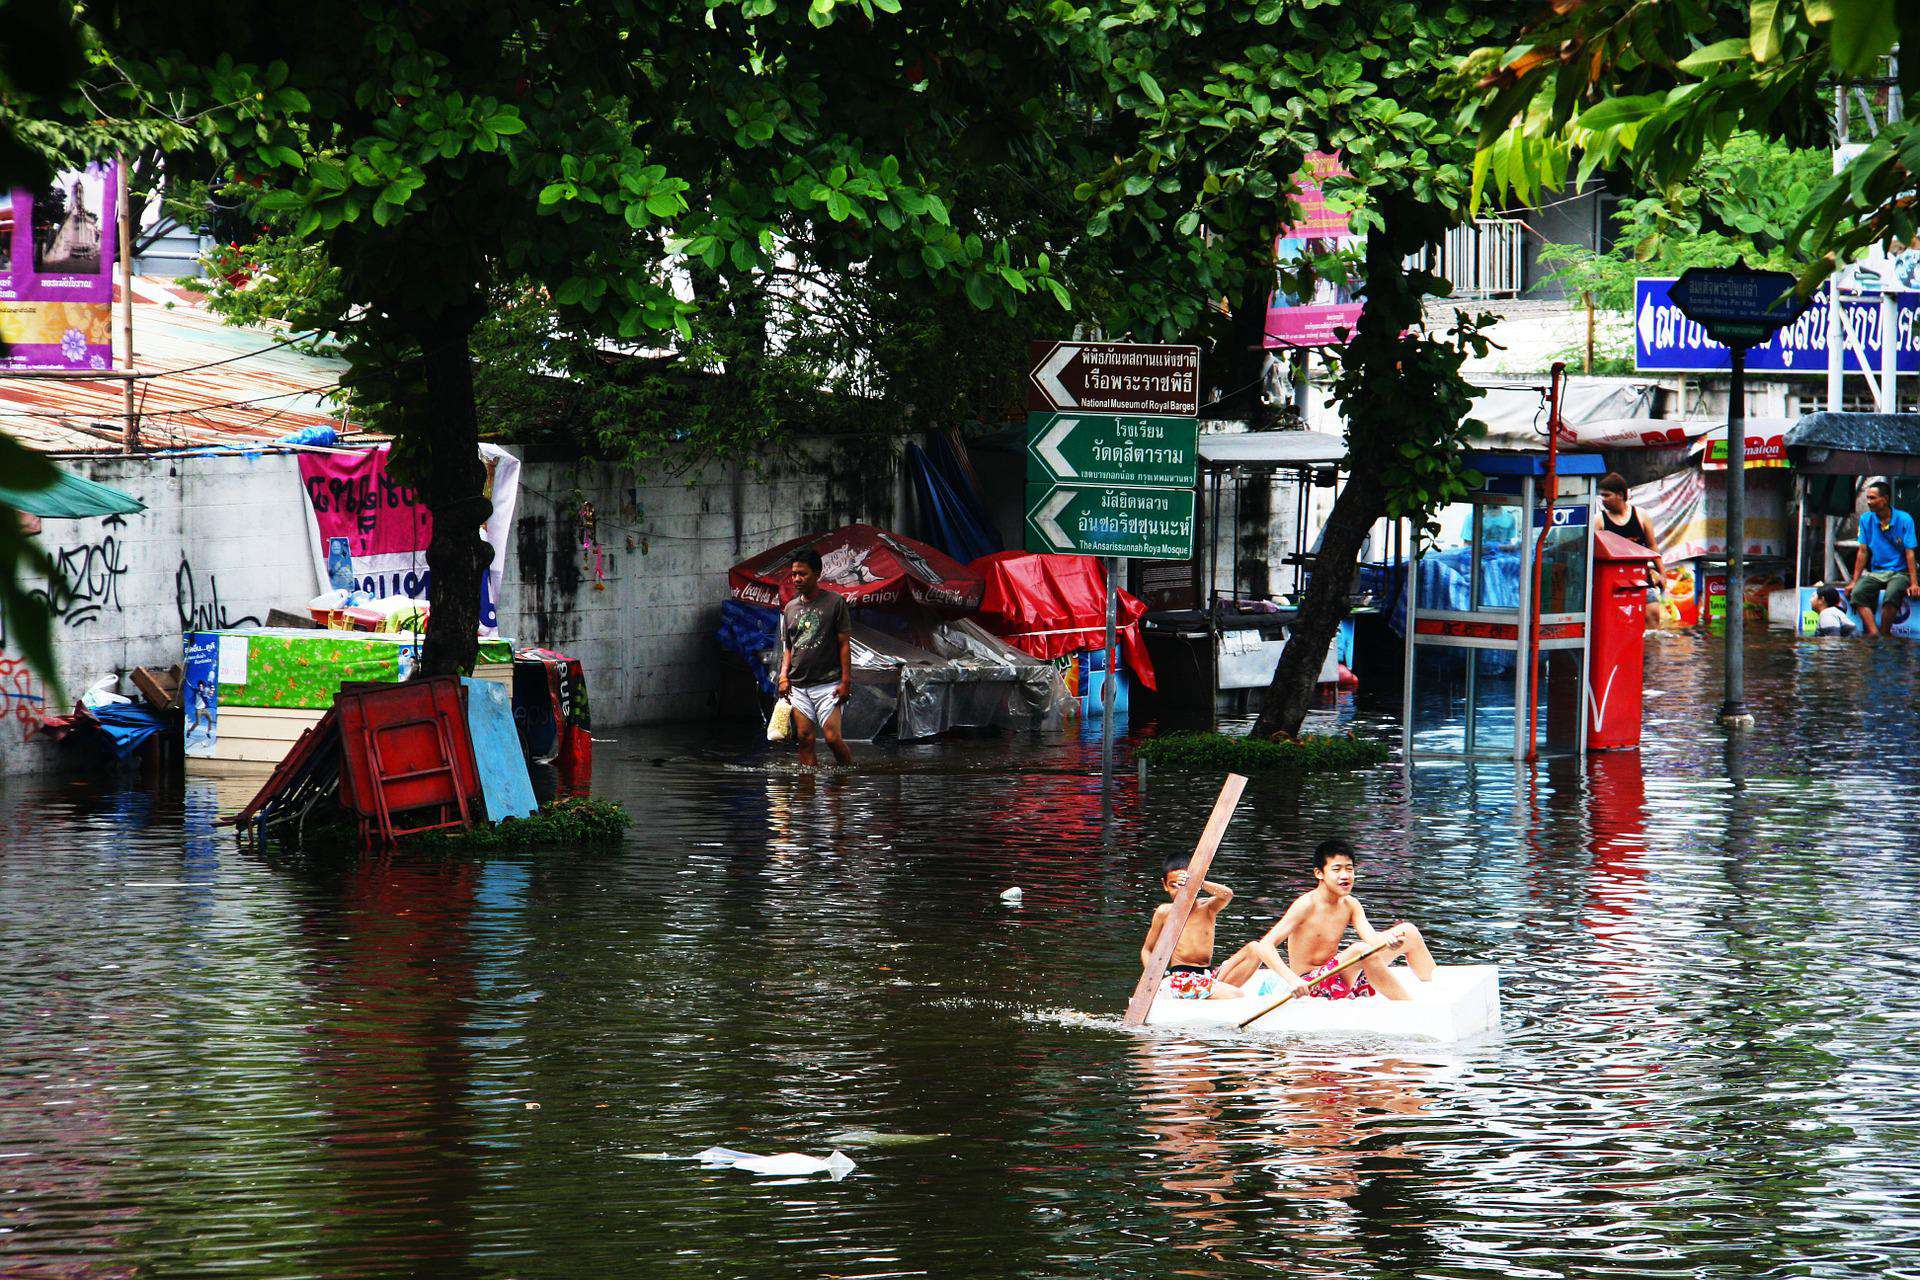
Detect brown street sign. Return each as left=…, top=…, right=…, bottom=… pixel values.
left=1027, top=340, right=1201, bottom=416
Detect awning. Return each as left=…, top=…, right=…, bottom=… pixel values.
left=1198, top=430, right=1346, bottom=468
left=0, top=465, right=145, bottom=517
left=1785, top=412, right=1920, bottom=476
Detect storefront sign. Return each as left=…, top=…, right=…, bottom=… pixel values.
left=0, top=161, right=118, bottom=371
left=1266, top=152, right=1362, bottom=348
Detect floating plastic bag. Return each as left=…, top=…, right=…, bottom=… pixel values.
left=766, top=698, right=793, bottom=742
left=694, top=1147, right=856, bottom=1180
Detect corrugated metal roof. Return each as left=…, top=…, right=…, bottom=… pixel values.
left=1786, top=411, right=1920, bottom=456
left=0, top=276, right=367, bottom=454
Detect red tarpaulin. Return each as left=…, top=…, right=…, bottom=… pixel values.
left=969, top=551, right=1156, bottom=691
left=729, top=523, right=984, bottom=614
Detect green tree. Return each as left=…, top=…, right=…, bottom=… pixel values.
left=110, top=0, right=1081, bottom=675
left=1539, top=131, right=1831, bottom=309
left=1471, top=0, right=1911, bottom=285
left=1066, top=0, right=1501, bottom=739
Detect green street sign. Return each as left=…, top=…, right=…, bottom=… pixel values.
left=1024, top=413, right=1198, bottom=489
left=1024, top=482, right=1196, bottom=559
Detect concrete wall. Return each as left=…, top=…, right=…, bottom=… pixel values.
left=0, top=440, right=898, bottom=776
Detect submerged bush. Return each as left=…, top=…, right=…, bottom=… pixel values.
left=412, top=797, right=632, bottom=850
left=1136, top=731, right=1390, bottom=774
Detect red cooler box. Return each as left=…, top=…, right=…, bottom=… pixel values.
left=1588, top=530, right=1660, bottom=751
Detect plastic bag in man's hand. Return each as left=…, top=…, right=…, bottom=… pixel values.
left=766, top=698, right=793, bottom=742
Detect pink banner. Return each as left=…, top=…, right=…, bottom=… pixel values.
left=1265, top=152, right=1362, bottom=349
left=300, top=446, right=432, bottom=561
left=0, top=161, right=118, bottom=371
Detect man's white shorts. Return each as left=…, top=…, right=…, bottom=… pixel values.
left=788, top=682, right=841, bottom=727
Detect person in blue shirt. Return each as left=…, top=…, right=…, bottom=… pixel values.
left=1845, top=480, right=1920, bottom=636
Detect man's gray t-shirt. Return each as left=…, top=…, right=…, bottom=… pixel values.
left=783, top=590, right=851, bottom=686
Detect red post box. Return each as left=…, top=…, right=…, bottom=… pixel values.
left=1588, top=530, right=1660, bottom=750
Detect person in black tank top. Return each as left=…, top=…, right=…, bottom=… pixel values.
left=1599, top=471, right=1665, bottom=586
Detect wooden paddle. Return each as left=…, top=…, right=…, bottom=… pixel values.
left=1237, top=934, right=1399, bottom=1030
left=1122, top=772, right=1249, bottom=1027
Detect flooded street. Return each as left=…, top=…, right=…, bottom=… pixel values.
left=4, top=629, right=1918, bottom=1279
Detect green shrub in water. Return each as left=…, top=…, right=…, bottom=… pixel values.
left=413, top=797, right=632, bottom=850
left=1135, top=731, right=1390, bottom=774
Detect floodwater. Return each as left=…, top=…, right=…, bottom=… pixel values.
left=3, top=629, right=1918, bottom=1279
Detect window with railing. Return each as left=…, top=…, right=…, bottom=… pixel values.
left=1418, top=217, right=1527, bottom=299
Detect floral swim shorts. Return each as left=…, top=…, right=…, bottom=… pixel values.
left=1302, top=955, right=1376, bottom=1000
left=1162, top=965, right=1216, bottom=1000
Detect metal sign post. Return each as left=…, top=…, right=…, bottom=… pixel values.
left=1667, top=266, right=1809, bottom=728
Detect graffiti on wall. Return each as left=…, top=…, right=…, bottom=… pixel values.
left=30, top=515, right=128, bottom=628
left=0, top=657, right=45, bottom=737
left=175, top=556, right=262, bottom=632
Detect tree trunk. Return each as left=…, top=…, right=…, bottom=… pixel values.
left=415, top=319, right=492, bottom=678
left=1252, top=195, right=1431, bottom=740
left=1250, top=466, right=1384, bottom=737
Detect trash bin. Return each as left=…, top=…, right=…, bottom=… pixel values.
left=1588, top=530, right=1660, bottom=751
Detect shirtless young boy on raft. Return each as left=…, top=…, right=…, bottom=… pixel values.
left=1215, top=838, right=1436, bottom=1000
left=1140, top=853, right=1305, bottom=1000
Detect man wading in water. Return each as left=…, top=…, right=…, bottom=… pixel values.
left=777, top=548, right=854, bottom=767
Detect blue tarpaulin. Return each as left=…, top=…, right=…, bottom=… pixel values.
left=908, top=435, right=999, bottom=565
left=87, top=702, right=165, bottom=760
left=717, top=599, right=781, bottom=693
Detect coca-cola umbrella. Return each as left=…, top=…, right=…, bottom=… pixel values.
left=728, top=523, right=985, bottom=614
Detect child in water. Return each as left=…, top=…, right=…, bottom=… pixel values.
left=1216, top=838, right=1435, bottom=1000
left=1140, top=853, right=1301, bottom=1000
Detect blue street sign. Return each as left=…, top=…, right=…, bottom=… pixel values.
left=1634, top=278, right=1920, bottom=374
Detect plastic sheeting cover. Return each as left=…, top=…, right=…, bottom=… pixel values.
left=721, top=599, right=1064, bottom=742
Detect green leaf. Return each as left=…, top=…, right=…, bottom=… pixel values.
left=1678, top=37, right=1752, bottom=72
left=1574, top=94, right=1664, bottom=132
left=1807, top=0, right=1899, bottom=76
left=1139, top=72, right=1164, bottom=105
left=1748, top=1, right=1785, bottom=62
left=488, top=112, right=528, bottom=136
left=963, top=274, right=993, bottom=309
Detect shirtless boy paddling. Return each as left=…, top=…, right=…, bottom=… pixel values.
left=1216, top=838, right=1435, bottom=1000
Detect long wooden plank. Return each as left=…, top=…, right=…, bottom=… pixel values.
left=1122, top=772, right=1248, bottom=1026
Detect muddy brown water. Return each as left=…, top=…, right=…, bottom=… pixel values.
left=1, top=628, right=1916, bottom=1278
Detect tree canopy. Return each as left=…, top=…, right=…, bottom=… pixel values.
left=105, top=0, right=1103, bottom=672
left=1471, top=0, right=1911, bottom=286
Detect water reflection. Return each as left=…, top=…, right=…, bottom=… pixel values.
left=0, top=632, right=1917, bottom=1277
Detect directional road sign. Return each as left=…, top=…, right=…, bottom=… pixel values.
left=1024, top=412, right=1197, bottom=490
left=1669, top=267, right=1811, bottom=348
left=1027, top=340, right=1201, bottom=416
left=1024, top=483, right=1196, bottom=559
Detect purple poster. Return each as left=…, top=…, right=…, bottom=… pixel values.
left=0, top=161, right=117, bottom=371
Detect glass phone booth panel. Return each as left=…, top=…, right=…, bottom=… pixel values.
left=1403, top=453, right=1602, bottom=761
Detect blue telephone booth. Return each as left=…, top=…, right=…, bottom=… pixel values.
left=1401, top=452, right=1603, bottom=761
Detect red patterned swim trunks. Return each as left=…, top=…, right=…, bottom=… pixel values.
left=1162, top=965, right=1216, bottom=1000
left=1302, top=955, right=1375, bottom=1000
